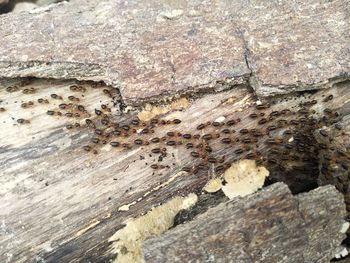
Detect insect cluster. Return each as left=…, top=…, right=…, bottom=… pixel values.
left=2, top=80, right=349, bottom=198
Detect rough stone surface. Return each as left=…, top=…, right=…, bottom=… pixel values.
left=142, top=183, right=347, bottom=263
left=0, top=0, right=348, bottom=104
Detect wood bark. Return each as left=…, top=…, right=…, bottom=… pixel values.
left=142, top=183, right=347, bottom=263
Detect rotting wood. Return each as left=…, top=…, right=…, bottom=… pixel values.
left=0, top=78, right=349, bottom=263
left=142, top=183, right=348, bottom=263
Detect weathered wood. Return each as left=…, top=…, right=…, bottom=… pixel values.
left=0, top=77, right=349, bottom=263
left=142, top=183, right=347, bottom=263
left=0, top=0, right=348, bottom=104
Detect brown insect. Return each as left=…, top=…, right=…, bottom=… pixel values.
left=323, top=94, right=333, bottom=102
left=77, top=105, right=85, bottom=112
left=249, top=113, right=258, bottom=119
left=202, top=134, right=213, bottom=140
left=234, top=148, right=243, bottom=154
left=95, top=109, right=102, bottom=116
left=150, top=164, right=159, bottom=169
left=83, top=145, right=92, bottom=151
left=204, top=146, right=212, bottom=152
left=151, top=137, right=160, bottom=143
left=121, top=125, right=130, bottom=131
left=208, top=157, right=217, bottom=163
left=186, top=143, right=194, bottom=149
left=173, top=119, right=182, bottom=124
left=239, top=129, right=249, bottom=134
left=197, top=123, right=205, bottom=130
left=166, top=141, right=176, bottom=146
left=242, top=138, right=252, bottom=144
left=110, top=141, right=120, bottom=147
left=226, top=120, right=236, bottom=126
left=6, top=86, right=19, bottom=92
left=191, top=151, right=200, bottom=158
left=258, top=118, right=267, bottom=125
left=23, top=88, right=36, bottom=94
left=17, top=118, right=29, bottom=124
left=182, top=134, right=191, bottom=139
left=134, top=139, right=143, bottom=145
left=95, top=129, right=103, bottom=136
left=221, top=138, right=231, bottom=144
left=167, top=131, right=175, bottom=137
left=151, top=148, right=161, bottom=154
left=50, top=94, right=62, bottom=99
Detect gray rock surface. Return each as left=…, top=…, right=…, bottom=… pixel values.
left=142, top=183, right=348, bottom=263
left=0, top=0, right=348, bottom=103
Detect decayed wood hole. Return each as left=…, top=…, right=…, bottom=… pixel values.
left=0, top=77, right=349, bottom=262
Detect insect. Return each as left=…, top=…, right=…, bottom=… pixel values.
left=91, top=137, right=100, bottom=144
left=234, top=148, right=243, bottom=154
left=197, top=123, right=205, bottom=130
left=151, top=137, right=160, bottom=143
left=204, top=146, right=212, bottom=152
left=242, top=138, right=252, bottom=144
left=191, top=151, right=200, bottom=158
left=95, top=109, right=102, bottom=115
left=23, top=88, right=36, bottom=94
left=239, top=129, right=249, bottom=134
left=110, top=141, right=120, bottom=147
left=202, top=134, right=213, bottom=140
left=208, top=157, right=217, bottom=163
left=226, top=120, right=236, bottom=126
left=134, top=139, right=143, bottom=145
left=83, top=145, right=92, bottom=151
left=186, top=143, right=194, bottom=149
left=323, top=94, right=333, bottom=102
left=150, top=164, right=159, bottom=169
left=59, top=103, right=68, bottom=110
left=167, top=131, right=175, bottom=137
left=249, top=113, right=258, bottom=119
left=17, top=118, right=29, bottom=124
left=221, top=138, right=231, bottom=144
left=166, top=141, right=176, bottom=146
left=94, top=129, right=103, bottom=136
left=121, top=125, right=130, bottom=131
left=173, top=119, right=182, bottom=124
left=258, top=118, right=267, bottom=125
left=68, top=95, right=79, bottom=102
left=50, top=94, right=62, bottom=99
left=182, top=134, right=191, bottom=139
left=6, top=86, right=19, bottom=92
left=151, top=148, right=161, bottom=154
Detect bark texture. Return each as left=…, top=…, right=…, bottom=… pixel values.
left=142, top=183, right=347, bottom=263
left=0, top=0, right=348, bottom=104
